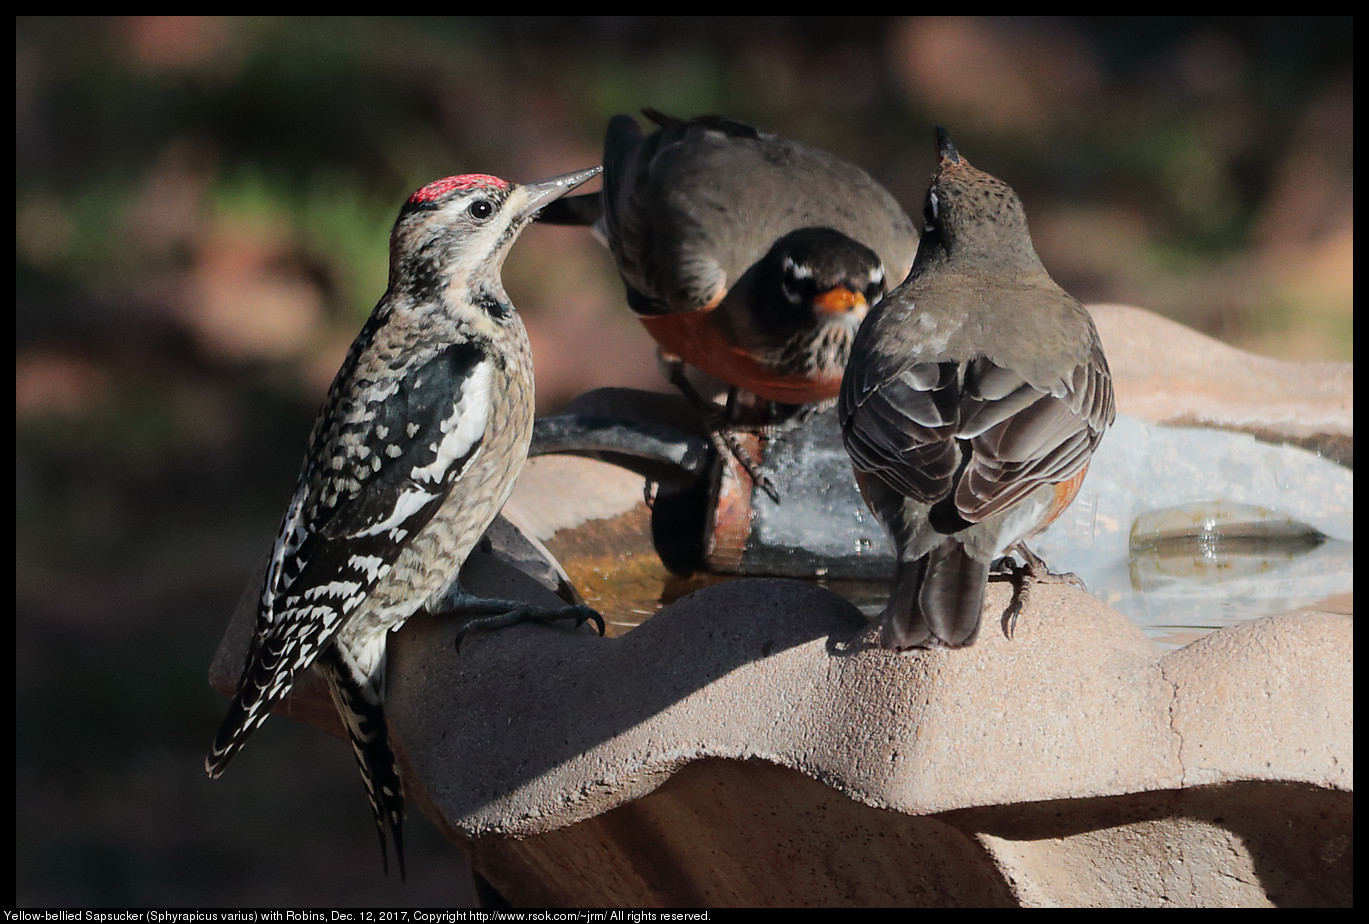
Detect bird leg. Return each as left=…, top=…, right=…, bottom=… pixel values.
left=441, top=593, right=605, bottom=652
left=660, top=354, right=781, bottom=503
left=992, top=543, right=1086, bottom=639
left=775, top=396, right=834, bottom=428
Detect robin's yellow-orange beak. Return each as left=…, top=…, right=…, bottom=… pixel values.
left=812, top=286, right=867, bottom=315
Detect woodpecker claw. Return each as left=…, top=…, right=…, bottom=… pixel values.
left=207, top=164, right=602, bottom=877
left=452, top=601, right=606, bottom=652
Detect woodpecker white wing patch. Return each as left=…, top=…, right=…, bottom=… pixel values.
left=211, top=338, right=496, bottom=777
left=354, top=487, right=438, bottom=541
left=313, top=339, right=493, bottom=547
left=409, top=358, right=493, bottom=484
left=209, top=161, right=570, bottom=869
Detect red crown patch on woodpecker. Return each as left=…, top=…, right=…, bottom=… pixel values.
left=408, top=174, right=510, bottom=205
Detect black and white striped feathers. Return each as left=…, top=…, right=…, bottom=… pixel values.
left=206, top=167, right=601, bottom=876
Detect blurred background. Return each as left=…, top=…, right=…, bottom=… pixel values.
left=16, top=16, right=1352, bottom=906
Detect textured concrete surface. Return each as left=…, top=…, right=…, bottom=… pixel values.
left=207, top=305, right=1353, bottom=906
left=385, top=566, right=1351, bottom=906
left=1090, top=304, right=1352, bottom=463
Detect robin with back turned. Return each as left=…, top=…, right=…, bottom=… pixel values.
left=839, top=129, right=1114, bottom=649
left=547, top=110, right=920, bottom=497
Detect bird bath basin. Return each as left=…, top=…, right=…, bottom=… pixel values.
left=526, top=391, right=1352, bottom=652
left=208, top=305, right=1352, bottom=905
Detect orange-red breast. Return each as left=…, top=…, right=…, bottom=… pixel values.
left=564, top=109, right=920, bottom=409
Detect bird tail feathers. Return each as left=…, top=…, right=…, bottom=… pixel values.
left=881, top=540, right=990, bottom=649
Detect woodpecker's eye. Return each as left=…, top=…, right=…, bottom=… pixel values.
left=468, top=199, right=495, bottom=221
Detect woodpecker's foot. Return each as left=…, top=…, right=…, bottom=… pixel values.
left=992, top=544, right=1085, bottom=639
left=451, top=601, right=605, bottom=652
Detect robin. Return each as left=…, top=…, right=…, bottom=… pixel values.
left=839, top=129, right=1114, bottom=649
left=547, top=110, right=920, bottom=497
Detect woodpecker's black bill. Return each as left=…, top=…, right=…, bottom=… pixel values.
left=521, top=166, right=602, bottom=221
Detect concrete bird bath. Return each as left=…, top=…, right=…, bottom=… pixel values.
left=209, top=305, right=1352, bottom=906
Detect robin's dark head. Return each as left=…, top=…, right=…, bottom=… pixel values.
left=913, top=128, right=1043, bottom=277
left=757, top=227, right=887, bottom=334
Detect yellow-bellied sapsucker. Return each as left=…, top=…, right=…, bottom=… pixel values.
left=206, top=166, right=602, bottom=877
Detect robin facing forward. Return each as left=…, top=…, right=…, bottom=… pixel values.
left=839, top=129, right=1114, bottom=649
left=547, top=111, right=919, bottom=492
